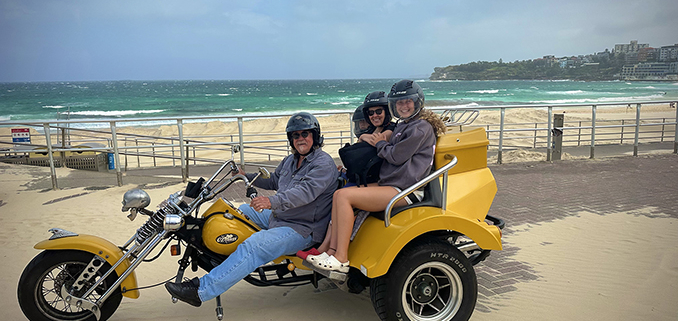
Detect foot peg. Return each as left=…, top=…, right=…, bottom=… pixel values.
left=215, top=295, right=224, bottom=320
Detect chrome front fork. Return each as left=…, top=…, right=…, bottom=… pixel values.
left=61, top=230, right=167, bottom=320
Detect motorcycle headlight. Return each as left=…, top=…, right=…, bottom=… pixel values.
left=122, top=189, right=151, bottom=212
left=164, top=214, right=183, bottom=232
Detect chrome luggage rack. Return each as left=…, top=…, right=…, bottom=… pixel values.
left=440, top=109, right=480, bottom=126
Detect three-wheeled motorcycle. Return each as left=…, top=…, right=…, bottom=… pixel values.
left=18, top=125, right=504, bottom=321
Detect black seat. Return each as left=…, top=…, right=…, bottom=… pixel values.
left=370, top=177, right=443, bottom=221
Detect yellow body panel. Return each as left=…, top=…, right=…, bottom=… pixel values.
left=435, top=127, right=489, bottom=174
left=445, top=167, right=497, bottom=221
left=201, top=198, right=258, bottom=256
left=348, top=207, right=502, bottom=278
left=34, top=235, right=140, bottom=299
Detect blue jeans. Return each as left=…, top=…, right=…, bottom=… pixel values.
left=197, top=204, right=314, bottom=301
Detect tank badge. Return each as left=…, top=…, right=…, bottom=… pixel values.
left=216, top=233, right=238, bottom=244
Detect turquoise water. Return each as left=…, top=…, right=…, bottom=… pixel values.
left=1, top=79, right=677, bottom=123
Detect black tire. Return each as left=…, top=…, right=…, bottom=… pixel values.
left=370, top=238, right=477, bottom=321
left=17, top=250, right=123, bottom=321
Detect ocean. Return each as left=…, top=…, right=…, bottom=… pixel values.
left=1, top=79, right=677, bottom=124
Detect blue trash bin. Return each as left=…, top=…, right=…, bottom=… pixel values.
left=107, top=153, right=115, bottom=170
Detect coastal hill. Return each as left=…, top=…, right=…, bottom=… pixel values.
left=430, top=57, right=624, bottom=81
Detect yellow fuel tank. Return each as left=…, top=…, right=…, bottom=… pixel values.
left=201, top=198, right=260, bottom=256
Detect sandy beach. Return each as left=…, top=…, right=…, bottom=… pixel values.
left=1, top=104, right=677, bottom=320
left=2, top=104, right=676, bottom=170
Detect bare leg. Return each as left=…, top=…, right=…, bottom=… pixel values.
left=331, top=186, right=407, bottom=263
left=316, top=222, right=332, bottom=253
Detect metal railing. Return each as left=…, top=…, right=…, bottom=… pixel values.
left=1, top=101, right=676, bottom=190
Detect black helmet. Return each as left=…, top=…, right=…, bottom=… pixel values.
left=286, top=112, right=323, bottom=153
left=352, top=104, right=370, bottom=138
left=362, top=91, right=392, bottom=127
left=388, top=79, right=425, bottom=121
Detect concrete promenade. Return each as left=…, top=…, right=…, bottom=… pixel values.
left=473, top=153, right=678, bottom=311
left=15, top=152, right=678, bottom=316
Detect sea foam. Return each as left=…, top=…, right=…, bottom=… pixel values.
left=70, top=110, right=165, bottom=117
left=468, top=89, right=500, bottom=94
left=530, top=94, right=665, bottom=104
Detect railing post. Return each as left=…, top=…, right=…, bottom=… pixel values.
left=547, top=106, right=553, bottom=162
left=238, top=117, right=245, bottom=166
left=60, top=125, right=66, bottom=168
left=124, top=137, right=128, bottom=171
left=110, top=121, right=123, bottom=186
left=533, top=123, right=538, bottom=148
left=578, top=121, right=582, bottom=146
left=590, top=105, right=596, bottom=159
left=152, top=142, right=156, bottom=167
left=633, top=103, right=641, bottom=156
left=497, top=108, right=505, bottom=164
left=171, top=138, right=176, bottom=167
left=674, top=102, right=678, bottom=154
left=620, top=119, right=625, bottom=144
left=42, top=123, right=59, bottom=190
left=661, top=118, right=666, bottom=142
left=177, top=119, right=187, bottom=182
left=135, top=139, right=140, bottom=167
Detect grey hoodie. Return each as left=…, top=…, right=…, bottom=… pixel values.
left=375, top=118, right=436, bottom=190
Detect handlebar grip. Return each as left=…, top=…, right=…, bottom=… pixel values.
left=246, top=186, right=258, bottom=199
left=246, top=186, right=263, bottom=212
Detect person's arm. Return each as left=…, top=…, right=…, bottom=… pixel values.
left=268, top=158, right=336, bottom=214
left=376, top=126, right=430, bottom=166
left=381, top=129, right=393, bottom=142
left=248, top=159, right=285, bottom=191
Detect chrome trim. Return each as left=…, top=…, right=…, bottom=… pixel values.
left=456, top=242, right=480, bottom=252
left=48, top=228, right=78, bottom=240
left=384, top=156, right=458, bottom=227
left=95, top=231, right=168, bottom=305
left=164, top=214, right=183, bottom=231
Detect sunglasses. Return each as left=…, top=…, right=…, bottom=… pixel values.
left=291, top=131, right=311, bottom=140
left=367, top=109, right=384, bottom=116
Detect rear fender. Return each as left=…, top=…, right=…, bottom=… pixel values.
left=348, top=207, right=502, bottom=278
left=34, top=234, right=140, bottom=299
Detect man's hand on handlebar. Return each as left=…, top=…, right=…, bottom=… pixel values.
left=250, top=196, right=271, bottom=212
left=232, top=165, right=246, bottom=177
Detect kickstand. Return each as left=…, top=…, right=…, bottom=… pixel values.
left=215, top=295, right=224, bottom=321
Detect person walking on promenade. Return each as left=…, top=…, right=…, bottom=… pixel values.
left=165, top=112, right=338, bottom=306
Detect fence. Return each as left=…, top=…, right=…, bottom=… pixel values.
left=1, top=101, right=677, bottom=190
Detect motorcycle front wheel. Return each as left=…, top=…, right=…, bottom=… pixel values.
left=18, top=250, right=122, bottom=321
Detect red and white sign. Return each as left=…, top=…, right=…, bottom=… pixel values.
left=12, top=128, right=31, bottom=146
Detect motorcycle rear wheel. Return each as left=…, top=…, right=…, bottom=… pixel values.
left=370, top=238, right=477, bottom=321
left=18, top=250, right=122, bottom=321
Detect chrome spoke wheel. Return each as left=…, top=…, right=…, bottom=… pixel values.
left=403, top=262, right=463, bottom=321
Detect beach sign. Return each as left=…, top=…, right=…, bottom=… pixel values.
left=11, top=128, right=30, bottom=147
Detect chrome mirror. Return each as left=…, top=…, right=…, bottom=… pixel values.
left=258, top=167, right=270, bottom=179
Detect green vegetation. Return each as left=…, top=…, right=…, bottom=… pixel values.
left=430, top=55, right=627, bottom=81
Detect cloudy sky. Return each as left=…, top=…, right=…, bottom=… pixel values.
left=1, top=0, right=676, bottom=82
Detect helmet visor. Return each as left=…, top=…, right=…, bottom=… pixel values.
left=388, top=93, right=421, bottom=119
left=353, top=119, right=370, bottom=138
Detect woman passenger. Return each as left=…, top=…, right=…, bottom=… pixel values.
left=307, top=80, right=446, bottom=272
